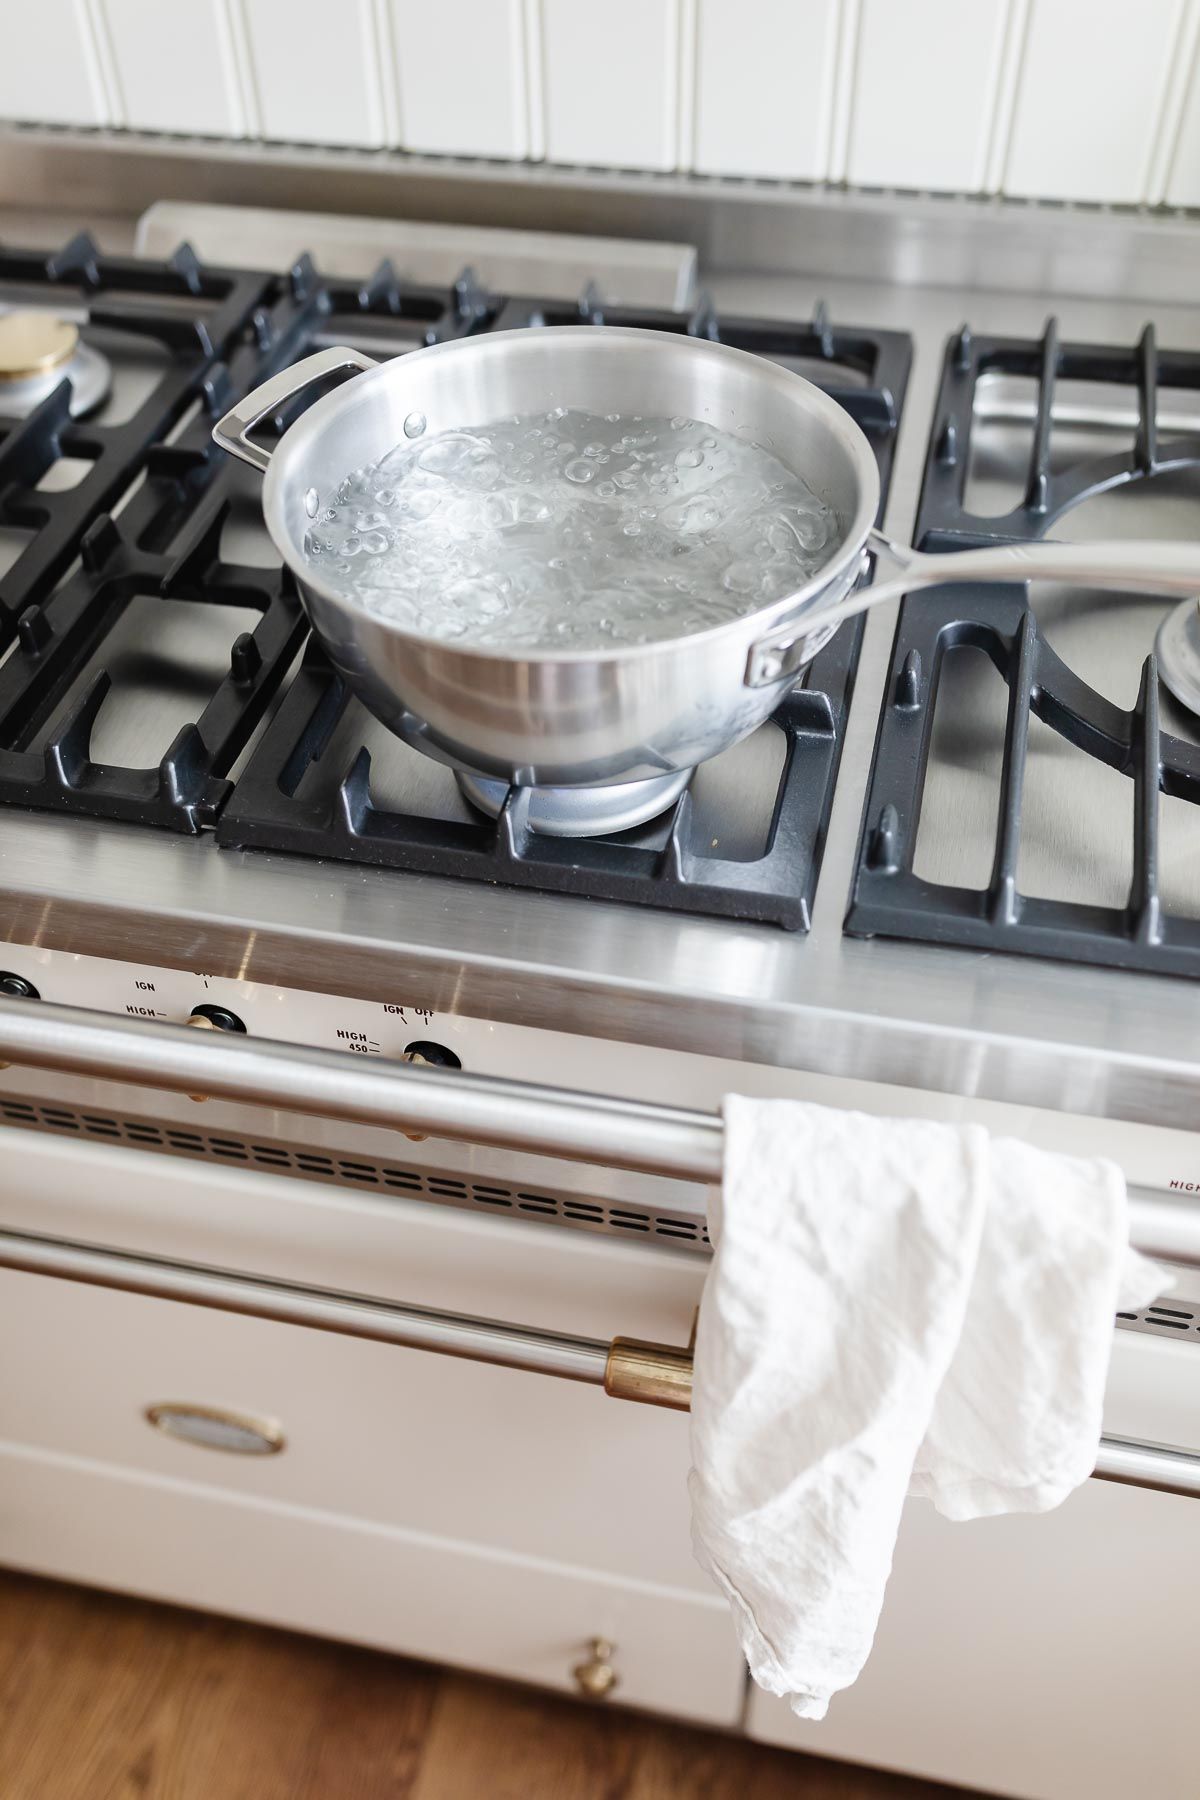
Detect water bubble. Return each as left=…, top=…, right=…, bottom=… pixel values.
left=419, top=431, right=482, bottom=475
left=483, top=494, right=516, bottom=529
left=721, top=560, right=759, bottom=593
left=403, top=411, right=427, bottom=439
left=675, top=446, right=704, bottom=470
left=304, top=487, right=319, bottom=517
left=564, top=458, right=596, bottom=484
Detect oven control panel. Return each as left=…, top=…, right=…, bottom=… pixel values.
left=0, top=944, right=1196, bottom=1204
left=0, top=948, right=463, bottom=1067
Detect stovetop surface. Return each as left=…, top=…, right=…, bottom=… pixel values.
left=3, top=209, right=1200, bottom=1132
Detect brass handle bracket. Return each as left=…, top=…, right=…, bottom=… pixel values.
left=604, top=1336, right=694, bottom=1410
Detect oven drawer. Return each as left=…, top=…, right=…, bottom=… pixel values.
left=0, top=1268, right=709, bottom=1595
left=745, top=1475, right=1200, bottom=1797
left=0, top=1441, right=744, bottom=1724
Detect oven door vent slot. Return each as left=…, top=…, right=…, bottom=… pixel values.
left=0, top=1096, right=709, bottom=1252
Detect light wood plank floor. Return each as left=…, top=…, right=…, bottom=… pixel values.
left=0, top=1570, right=973, bottom=1799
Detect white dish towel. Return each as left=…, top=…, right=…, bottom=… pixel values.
left=689, top=1097, right=1167, bottom=1721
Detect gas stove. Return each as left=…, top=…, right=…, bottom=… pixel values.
left=0, top=184, right=1197, bottom=1800
left=1, top=201, right=1200, bottom=1151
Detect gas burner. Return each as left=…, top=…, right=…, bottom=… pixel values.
left=1156, top=597, right=1200, bottom=717
left=848, top=318, right=1200, bottom=978
left=456, top=769, right=691, bottom=837
left=0, top=310, right=111, bottom=417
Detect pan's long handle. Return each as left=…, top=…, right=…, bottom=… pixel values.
left=745, top=531, right=1200, bottom=686
left=212, top=345, right=378, bottom=474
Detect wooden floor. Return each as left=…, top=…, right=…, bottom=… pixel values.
left=0, top=1570, right=970, bottom=1800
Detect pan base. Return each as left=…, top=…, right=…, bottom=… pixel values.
left=456, top=769, right=691, bottom=838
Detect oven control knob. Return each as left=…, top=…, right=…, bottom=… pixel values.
left=0, top=972, right=39, bottom=1000
left=0, top=972, right=40, bottom=1071
left=399, top=1040, right=461, bottom=1142
left=401, top=1040, right=461, bottom=1070
left=186, top=1004, right=246, bottom=1102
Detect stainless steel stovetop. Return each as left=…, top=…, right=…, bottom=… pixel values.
left=2, top=187, right=1200, bottom=1137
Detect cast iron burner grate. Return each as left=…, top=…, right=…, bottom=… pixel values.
left=846, top=319, right=1200, bottom=976
left=0, top=233, right=910, bottom=926
left=217, top=290, right=910, bottom=930
left=0, top=242, right=524, bottom=832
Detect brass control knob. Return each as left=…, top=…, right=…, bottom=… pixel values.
left=186, top=1005, right=246, bottom=1103
left=572, top=1637, right=618, bottom=1700
left=0, top=312, right=77, bottom=381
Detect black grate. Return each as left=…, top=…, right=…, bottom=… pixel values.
left=846, top=319, right=1200, bottom=975
left=0, top=235, right=910, bottom=923
left=217, top=291, right=910, bottom=930
left=0, top=245, right=514, bottom=833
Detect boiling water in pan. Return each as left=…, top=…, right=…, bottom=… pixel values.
left=302, top=409, right=838, bottom=651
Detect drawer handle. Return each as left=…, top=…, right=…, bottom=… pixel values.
left=572, top=1637, right=619, bottom=1699
left=145, top=1402, right=285, bottom=1456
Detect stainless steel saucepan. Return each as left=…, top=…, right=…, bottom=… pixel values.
left=214, top=327, right=1200, bottom=797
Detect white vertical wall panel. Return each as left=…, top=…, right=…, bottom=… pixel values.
left=845, top=0, right=1010, bottom=192
left=0, top=0, right=109, bottom=125
left=541, top=0, right=680, bottom=170
left=390, top=0, right=530, bottom=158
left=239, top=0, right=386, bottom=146
left=692, top=0, right=840, bottom=180
left=1164, top=20, right=1200, bottom=202
left=1003, top=0, right=1185, bottom=203
left=99, top=0, right=243, bottom=136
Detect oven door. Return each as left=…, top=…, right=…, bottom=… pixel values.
left=0, top=1122, right=748, bottom=1723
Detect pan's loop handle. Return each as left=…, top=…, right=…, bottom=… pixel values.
left=211, top=346, right=378, bottom=475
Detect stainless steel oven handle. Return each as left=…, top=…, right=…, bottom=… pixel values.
left=0, top=997, right=1196, bottom=1267
left=0, top=995, right=724, bottom=1179
left=212, top=345, right=378, bottom=474
left=0, top=1226, right=1195, bottom=1500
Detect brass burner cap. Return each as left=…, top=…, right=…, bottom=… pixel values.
left=0, top=312, right=79, bottom=381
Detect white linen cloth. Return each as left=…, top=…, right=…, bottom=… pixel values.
left=689, top=1097, right=1166, bottom=1721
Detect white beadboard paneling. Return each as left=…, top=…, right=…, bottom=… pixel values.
left=692, top=0, right=840, bottom=180
left=98, top=0, right=243, bottom=136
left=1004, top=0, right=1184, bottom=202
left=239, top=0, right=386, bottom=146
left=389, top=0, right=528, bottom=157
left=541, top=0, right=679, bottom=170
left=1163, top=5, right=1200, bottom=201
left=0, top=0, right=109, bottom=125
left=825, top=0, right=860, bottom=181
left=846, top=0, right=1010, bottom=192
